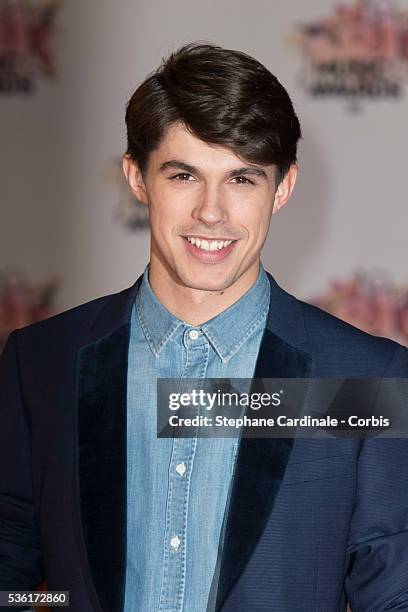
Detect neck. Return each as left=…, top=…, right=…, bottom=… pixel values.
left=148, top=257, right=260, bottom=326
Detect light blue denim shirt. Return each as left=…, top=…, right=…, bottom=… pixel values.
left=124, top=262, right=270, bottom=612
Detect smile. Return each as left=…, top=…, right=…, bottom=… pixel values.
left=182, top=235, right=238, bottom=263
left=184, top=236, right=236, bottom=251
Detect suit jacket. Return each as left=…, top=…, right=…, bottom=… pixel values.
left=0, top=270, right=408, bottom=612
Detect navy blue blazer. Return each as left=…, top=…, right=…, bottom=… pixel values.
left=0, top=271, right=408, bottom=612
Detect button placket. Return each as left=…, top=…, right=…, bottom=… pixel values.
left=158, top=328, right=209, bottom=612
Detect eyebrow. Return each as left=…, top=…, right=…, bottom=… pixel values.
left=159, top=159, right=268, bottom=180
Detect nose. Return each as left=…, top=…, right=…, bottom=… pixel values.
left=192, top=184, right=228, bottom=226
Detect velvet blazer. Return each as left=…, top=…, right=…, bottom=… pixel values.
left=0, top=270, right=407, bottom=612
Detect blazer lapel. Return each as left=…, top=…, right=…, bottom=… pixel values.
left=214, top=273, right=313, bottom=611
left=75, top=276, right=142, bottom=612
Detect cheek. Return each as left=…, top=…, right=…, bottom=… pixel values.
left=148, top=199, right=186, bottom=251
left=239, top=203, right=272, bottom=243
left=256, top=202, right=274, bottom=234
left=149, top=187, right=191, bottom=226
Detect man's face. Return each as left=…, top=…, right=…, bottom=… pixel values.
left=123, top=121, right=296, bottom=294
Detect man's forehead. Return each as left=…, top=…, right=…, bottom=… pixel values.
left=150, top=122, right=275, bottom=177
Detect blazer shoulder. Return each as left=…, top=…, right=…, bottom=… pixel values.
left=15, top=286, right=127, bottom=344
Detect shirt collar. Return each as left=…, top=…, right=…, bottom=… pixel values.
left=135, top=262, right=270, bottom=362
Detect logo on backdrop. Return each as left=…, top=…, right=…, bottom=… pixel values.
left=311, top=270, right=408, bottom=345
left=292, top=0, right=408, bottom=109
left=0, top=0, right=61, bottom=95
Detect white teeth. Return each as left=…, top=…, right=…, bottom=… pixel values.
left=185, top=236, right=234, bottom=251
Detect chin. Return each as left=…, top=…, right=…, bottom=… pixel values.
left=177, top=268, right=237, bottom=293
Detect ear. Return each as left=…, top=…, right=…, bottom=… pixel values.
left=122, top=154, right=148, bottom=205
left=272, top=164, right=298, bottom=215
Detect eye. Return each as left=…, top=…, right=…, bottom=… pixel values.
left=170, top=173, right=195, bottom=181
left=231, top=176, right=255, bottom=185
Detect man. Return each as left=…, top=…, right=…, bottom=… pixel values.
left=0, top=42, right=407, bottom=612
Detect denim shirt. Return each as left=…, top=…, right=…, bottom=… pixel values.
left=124, top=263, right=270, bottom=612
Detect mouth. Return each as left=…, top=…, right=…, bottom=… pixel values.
left=181, top=235, right=239, bottom=263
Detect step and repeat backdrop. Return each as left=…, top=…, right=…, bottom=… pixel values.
left=1, top=0, right=407, bottom=349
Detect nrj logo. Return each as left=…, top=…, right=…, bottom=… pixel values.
left=291, top=0, right=408, bottom=108
left=0, top=0, right=61, bottom=95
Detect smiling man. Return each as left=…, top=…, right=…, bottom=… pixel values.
left=0, top=42, right=408, bottom=612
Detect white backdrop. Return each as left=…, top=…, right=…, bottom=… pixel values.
left=1, top=0, right=407, bottom=313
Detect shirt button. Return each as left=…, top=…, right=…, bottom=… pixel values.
left=189, top=329, right=199, bottom=340
left=170, top=536, right=181, bottom=551
left=176, top=462, right=186, bottom=476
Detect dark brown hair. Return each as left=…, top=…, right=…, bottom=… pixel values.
left=125, top=42, right=301, bottom=184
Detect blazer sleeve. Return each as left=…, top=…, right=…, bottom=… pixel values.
left=344, top=344, right=408, bottom=611
left=0, top=330, right=45, bottom=607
